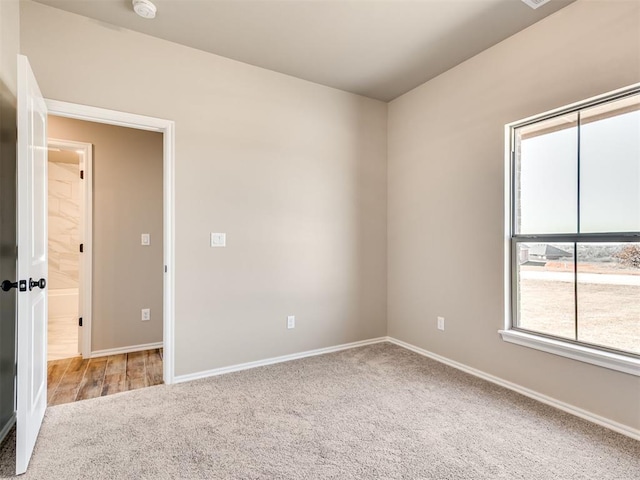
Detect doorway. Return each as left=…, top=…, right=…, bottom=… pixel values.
left=44, top=100, right=175, bottom=386
left=45, top=112, right=169, bottom=405
left=46, top=140, right=91, bottom=362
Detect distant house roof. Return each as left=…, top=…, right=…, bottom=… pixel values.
left=526, top=244, right=571, bottom=258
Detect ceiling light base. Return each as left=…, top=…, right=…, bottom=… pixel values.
left=133, top=0, right=157, bottom=19
left=521, top=0, right=551, bottom=9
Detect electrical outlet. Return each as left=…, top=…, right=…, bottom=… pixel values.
left=141, top=308, right=150, bottom=321
left=437, top=316, right=445, bottom=331
left=287, top=315, right=295, bottom=329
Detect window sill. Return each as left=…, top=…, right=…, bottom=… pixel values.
left=498, top=329, right=640, bottom=377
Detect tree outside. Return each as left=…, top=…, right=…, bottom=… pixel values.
left=615, top=244, right=640, bottom=269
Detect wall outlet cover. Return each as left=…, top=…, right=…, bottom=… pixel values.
left=211, top=232, right=226, bottom=247
left=142, top=308, right=151, bottom=321
left=287, top=315, right=295, bottom=329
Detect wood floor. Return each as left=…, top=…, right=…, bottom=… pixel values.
left=47, top=349, right=163, bottom=406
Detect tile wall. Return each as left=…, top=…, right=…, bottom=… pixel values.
left=48, top=161, right=80, bottom=290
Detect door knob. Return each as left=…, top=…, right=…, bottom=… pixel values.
left=28, top=278, right=46, bottom=291
left=1, top=279, right=27, bottom=292
left=1, top=280, right=17, bottom=292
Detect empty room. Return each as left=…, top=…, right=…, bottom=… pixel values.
left=0, top=0, right=638, bottom=478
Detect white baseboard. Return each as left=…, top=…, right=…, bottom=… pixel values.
left=91, top=342, right=163, bottom=358
left=173, top=337, right=388, bottom=384
left=386, top=336, right=640, bottom=441
left=0, top=413, right=15, bottom=444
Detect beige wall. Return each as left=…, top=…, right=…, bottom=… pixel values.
left=388, top=0, right=640, bottom=429
left=48, top=116, right=164, bottom=352
left=0, top=0, right=19, bottom=95
left=21, top=1, right=388, bottom=374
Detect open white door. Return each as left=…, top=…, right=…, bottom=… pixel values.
left=16, top=54, right=48, bottom=475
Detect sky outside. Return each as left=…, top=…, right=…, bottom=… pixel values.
left=518, top=108, right=640, bottom=234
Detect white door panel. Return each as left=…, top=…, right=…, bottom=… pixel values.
left=16, top=54, right=48, bottom=476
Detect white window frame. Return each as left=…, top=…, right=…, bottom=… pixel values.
left=500, top=83, right=640, bottom=377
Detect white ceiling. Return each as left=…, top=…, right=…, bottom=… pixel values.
left=32, top=0, right=575, bottom=101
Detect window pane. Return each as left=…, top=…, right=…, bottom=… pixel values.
left=515, top=114, right=578, bottom=234
left=516, top=242, right=575, bottom=340
left=577, top=243, right=640, bottom=354
left=580, top=95, right=640, bottom=233
left=580, top=95, right=640, bottom=232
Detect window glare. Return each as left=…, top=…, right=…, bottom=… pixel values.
left=517, top=126, right=578, bottom=234
left=580, top=109, right=640, bottom=233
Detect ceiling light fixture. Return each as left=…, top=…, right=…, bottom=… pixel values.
left=132, top=0, right=157, bottom=19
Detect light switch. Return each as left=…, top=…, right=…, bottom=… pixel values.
left=211, top=233, right=226, bottom=247
left=141, top=233, right=150, bottom=246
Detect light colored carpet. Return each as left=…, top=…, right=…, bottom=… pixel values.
left=0, top=343, right=638, bottom=479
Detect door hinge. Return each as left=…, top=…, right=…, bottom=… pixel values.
left=80, top=170, right=84, bottom=179
left=79, top=317, right=83, bottom=327
left=80, top=243, right=84, bottom=253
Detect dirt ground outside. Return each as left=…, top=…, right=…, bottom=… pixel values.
left=522, top=261, right=640, bottom=276
left=518, top=275, right=640, bottom=355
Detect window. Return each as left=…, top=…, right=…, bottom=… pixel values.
left=501, top=85, right=640, bottom=376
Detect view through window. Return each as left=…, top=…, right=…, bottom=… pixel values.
left=510, top=90, right=640, bottom=356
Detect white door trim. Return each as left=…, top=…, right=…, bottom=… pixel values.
left=47, top=138, right=93, bottom=359
left=45, top=99, right=176, bottom=384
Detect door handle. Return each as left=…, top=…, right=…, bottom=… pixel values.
left=1, top=279, right=27, bottom=292
left=28, top=278, right=46, bottom=291
left=1, top=280, right=17, bottom=291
